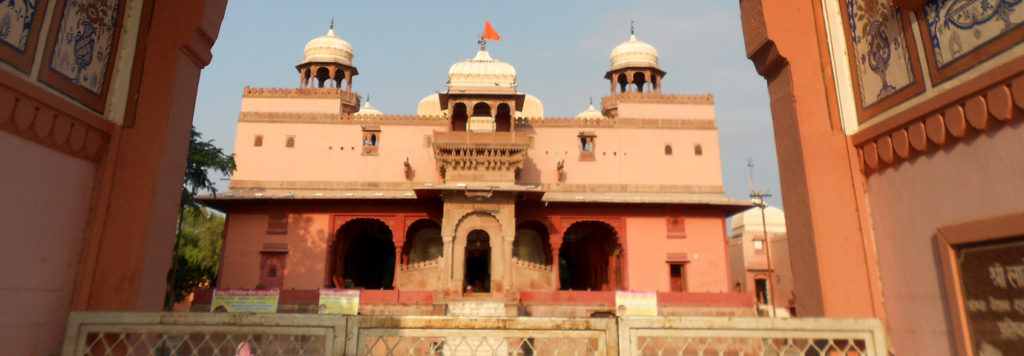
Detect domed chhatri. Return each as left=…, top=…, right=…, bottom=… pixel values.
left=301, top=25, right=354, bottom=66
left=610, top=34, right=660, bottom=71
left=575, top=104, right=607, bottom=120
left=296, top=20, right=360, bottom=93
left=447, top=50, right=517, bottom=89
left=354, top=98, right=382, bottom=117
left=604, top=25, right=666, bottom=95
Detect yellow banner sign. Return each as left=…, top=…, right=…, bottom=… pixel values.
left=615, top=291, right=658, bottom=316
left=211, top=289, right=279, bottom=313
left=318, top=289, right=360, bottom=315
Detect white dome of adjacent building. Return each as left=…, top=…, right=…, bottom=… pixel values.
left=417, top=94, right=442, bottom=116
left=448, top=50, right=517, bottom=88
left=730, top=204, right=786, bottom=238
left=518, top=94, right=544, bottom=118
left=354, top=100, right=382, bottom=117
left=610, top=34, right=659, bottom=70
left=575, top=104, right=606, bottom=119
left=301, top=26, right=354, bottom=66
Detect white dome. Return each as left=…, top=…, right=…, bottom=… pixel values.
left=354, top=100, right=381, bottom=117
left=610, top=34, right=659, bottom=70
left=448, top=50, right=516, bottom=88
left=417, top=93, right=442, bottom=116
left=730, top=205, right=786, bottom=238
left=517, top=94, right=544, bottom=118
left=301, top=27, right=353, bottom=66
left=575, top=104, right=606, bottom=119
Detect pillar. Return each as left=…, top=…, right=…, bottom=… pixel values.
left=551, top=248, right=561, bottom=289
left=345, top=70, right=353, bottom=92
left=393, top=244, right=403, bottom=289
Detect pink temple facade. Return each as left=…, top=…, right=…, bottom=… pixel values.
left=201, top=26, right=753, bottom=316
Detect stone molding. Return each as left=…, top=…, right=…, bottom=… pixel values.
left=239, top=111, right=715, bottom=130
left=0, top=80, right=112, bottom=162
left=238, top=111, right=447, bottom=126
left=854, top=71, right=1024, bottom=175
left=243, top=86, right=359, bottom=100
left=601, top=92, right=715, bottom=107
left=222, top=179, right=725, bottom=196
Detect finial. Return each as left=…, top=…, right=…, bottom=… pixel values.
left=589, top=96, right=593, bottom=105
left=630, top=20, right=635, bottom=35
left=478, top=36, right=486, bottom=51
left=366, top=93, right=370, bottom=104
left=330, top=18, right=334, bottom=30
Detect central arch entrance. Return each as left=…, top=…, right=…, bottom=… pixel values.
left=464, top=230, right=491, bottom=292
left=330, top=219, right=395, bottom=289
left=559, top=221, right=622, bottom=291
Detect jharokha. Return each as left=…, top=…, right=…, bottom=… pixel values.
left=200, top=24, right=754, bottom=316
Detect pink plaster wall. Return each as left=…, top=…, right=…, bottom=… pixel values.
left=241, top=97, right=343, bottom=113
left=0, top=132, right=95, bottom=355
left=625, top=215, right=730, bottom=293
left=617, top=102, right=716, bottom=120
left=865, top=122, right=1024, bottom=355
left=232, top=122, right=723, bottom=188
left=219, top=213, right=330, bottom=290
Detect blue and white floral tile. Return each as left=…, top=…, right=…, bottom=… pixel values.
left=0, top=0, right=40, bottom=51
left=847, top=0, right=917, bottom=107
left=49, top=0, right=120, bottom=95
left=924, top=0, right=1023, bottom=68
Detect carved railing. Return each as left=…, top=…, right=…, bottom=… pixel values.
left=61, top=312, right=888, bottom=355
left=601, top=92, right=714, bottom=108
left=399, top=257, right=441, bottom=272
left=512, top=257, right=554, bottom=272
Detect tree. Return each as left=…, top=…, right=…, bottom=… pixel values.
left=165, top=126, right=236, bottom=310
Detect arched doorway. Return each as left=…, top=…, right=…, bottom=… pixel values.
left=330, top=219, right=395, bottom=289
left=451, top=103, right=468, bottom=131
left=559, top=221, right=621, bottom=291
left=464, top=230, right=491, bottom=292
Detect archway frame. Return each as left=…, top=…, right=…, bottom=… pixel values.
left=449, top=211, right=507, bottom=294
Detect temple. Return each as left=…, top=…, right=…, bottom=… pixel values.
left=200, top=25, right=754, bottom=315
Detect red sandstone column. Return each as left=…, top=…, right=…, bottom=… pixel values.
left=551, top=248, right=560, bottom=289
left=393, top=245, right=403, bottom=289
left=739, top=0, right=883, bottom=318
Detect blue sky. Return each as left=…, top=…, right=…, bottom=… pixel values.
left=191, top=0, right=783, bottom=209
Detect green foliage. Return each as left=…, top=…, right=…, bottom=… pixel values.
left=165, top=126, right=236, bottom=308
left=169, top=206, right=224, bottom=303
left=181, top=126, right=236, bottom=209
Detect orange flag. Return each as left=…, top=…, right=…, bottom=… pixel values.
left=483, top=20, right=501, bottom=41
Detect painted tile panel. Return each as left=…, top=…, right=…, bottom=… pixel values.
left=0, top=0, right=40, bottom=51
left=847, top=0, right=917, bottom=108
left=48, top=0, right=121, bottom=95
left=924, top=0, right=1024, bottom=68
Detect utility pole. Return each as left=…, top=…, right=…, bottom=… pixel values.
left=748, top=158, right=776, bottom=317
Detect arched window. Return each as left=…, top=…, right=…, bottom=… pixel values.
left=472, top=102, right=491, bottom=117
left=404, top=219, right=443, bottom=264
left=664, top=144, right=672, bottom=155
left=694, top=144, right=703, bottom=156
left=617, top=73, right=628, bottom=93
left=514, top=221, right=551, bottom=265
left=495, top=103, right=512, bottom=132
left=633, top=72, right=647, bottom=93
left=451, top=103, right=468, bottom=131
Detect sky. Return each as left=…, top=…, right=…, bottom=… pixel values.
left=191, top=0, right=784, bottom=209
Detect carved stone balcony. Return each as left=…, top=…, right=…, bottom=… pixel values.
left=432, top=131, right=530, bottom=183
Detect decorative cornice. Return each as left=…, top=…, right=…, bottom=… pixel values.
left=0, top=80, right=112, bottom=162
left=542, top=183, right=725, bottom=195
left=243, top=86, right=359, bottom=101
left=239, top=111, right=714, bottom=130
left=855, top=72, right=1024, bottom=174
left=238, top=111, right=447, bottom=126
left=601, top=92, right=714, bottom=108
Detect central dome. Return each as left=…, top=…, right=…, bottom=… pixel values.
left=610, top=34, right=659, bottom=70
left=448, top=50, right=517, bottom=88
left=301, top=27, right=353, bottom=66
